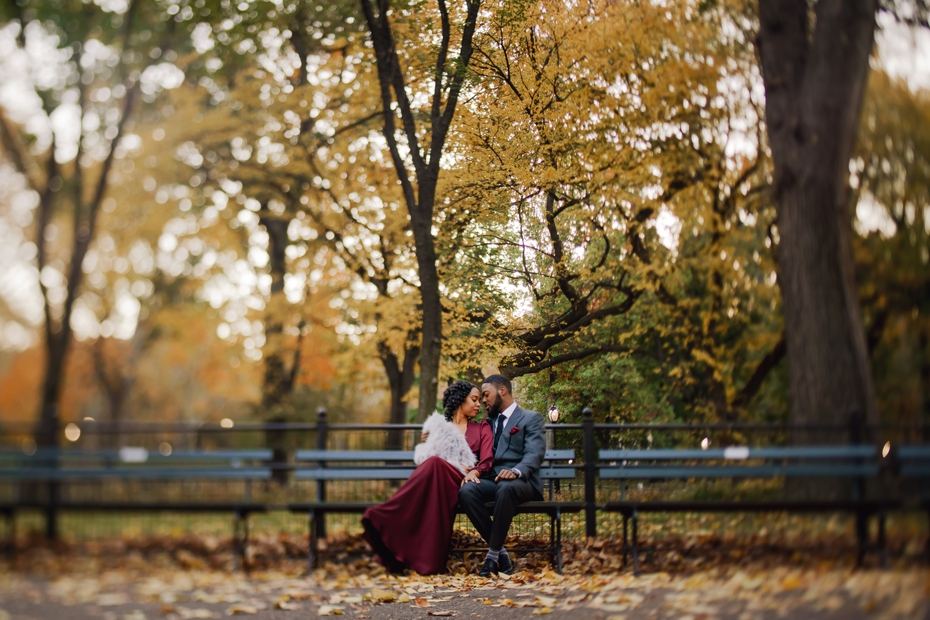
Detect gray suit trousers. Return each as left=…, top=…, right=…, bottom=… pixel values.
left=458, top=476, right=540, bottom=550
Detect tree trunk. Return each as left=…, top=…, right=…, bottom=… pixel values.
left=380, top=342, right=419, bottom=451
left=359, top=0, right=481, bottom=421
left=757, top=0, right=879, bottom=439
left=410, top=201, right=442, bottom=420
left=260, top=212, right=298, bottom=483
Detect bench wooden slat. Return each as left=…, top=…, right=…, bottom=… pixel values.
left=602, top=499, right=900, bottom=513
left=295, top=450, right=415, bottom=461
left=0, top=467, right=272, bottom=480
left=898, top=446, right=930, bottom=459
left=599, top=446, right=876, bottom=461
left=599, top=464, right=879, bottom=479
left=539, top=467, right=577, bottom=479
left=901, top=465, right=930, bottom=477
left=3, top=449, right=274, bottom=461
left=295, top=449, right=576, bottom=462
left=295, top=468, right=414, bottom=480
left=288, top=501, right=586, bottom=514
left=0, top=501, right=277, bottom=512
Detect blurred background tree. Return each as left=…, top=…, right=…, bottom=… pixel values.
left=0, top=0, right=927, bottom=442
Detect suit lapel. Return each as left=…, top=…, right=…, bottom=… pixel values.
left=495, top=407, right=524, bottom=459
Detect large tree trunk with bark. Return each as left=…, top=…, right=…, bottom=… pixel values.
left=757, top=0, right=879, bottom=438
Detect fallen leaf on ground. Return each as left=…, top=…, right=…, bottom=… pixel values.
left=98, top=593, right=130, bottom=606
left=317, top=605, right=345, bottom=616
left=368, top=588, right=396, bottom=602
left=274, top=600, right=301, bottom=610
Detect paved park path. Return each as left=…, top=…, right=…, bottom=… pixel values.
left=1, top=558, right=926, bottom=619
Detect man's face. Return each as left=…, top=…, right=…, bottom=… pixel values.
left=481, top=383, right=504, bottom=417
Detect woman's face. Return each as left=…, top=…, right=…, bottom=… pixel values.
left=458, top=388, right=481, bottom=419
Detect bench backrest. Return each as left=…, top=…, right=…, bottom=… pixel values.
left=293, top=449, right=577, bottom=481
left=598, top=445, right=880, bottom=479
left=0, top=448, right=274, bottom=480
left=897, top=445, right=930, bottom=478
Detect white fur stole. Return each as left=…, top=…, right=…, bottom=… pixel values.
left=413, top=413, right=477, bottom=474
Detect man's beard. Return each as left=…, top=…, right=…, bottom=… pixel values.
left=487, top=394, right=503, bottom=418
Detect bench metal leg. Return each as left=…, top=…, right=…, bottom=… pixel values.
left=307, top=510, right=317, bottom=573
left=548, top=511, right=556, bottom=571
left=855, top=510, right=868, bottom=567
left=233, top=510, right=248, bottom=572
left=926, top=507, right=930, bottom=562
left=4, top=510, right=14, bottom=558
left=622, top=513, right=628, bottom=569
left=878, top=509, right=888, bottom=569
left=632, top=510, right=640, bottom=577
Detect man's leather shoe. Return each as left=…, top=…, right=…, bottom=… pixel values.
left=498, top=553, right=514, bottom=575
left=478, top=557, right=499, bottom=577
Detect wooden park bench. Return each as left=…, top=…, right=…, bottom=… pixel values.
left=0, top=448, right=275, bottom=568
left=290, top=449, right=583, bottom=572
left=598, top=445, right=899, bottom=575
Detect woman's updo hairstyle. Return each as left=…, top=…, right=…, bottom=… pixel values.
left=442, top=380, right=476, bottom=421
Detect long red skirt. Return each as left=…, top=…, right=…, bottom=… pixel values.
left=362, top=456, right=463, bottom=575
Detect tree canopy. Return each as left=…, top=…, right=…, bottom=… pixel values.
left=0, top=0, right=928, bottom=432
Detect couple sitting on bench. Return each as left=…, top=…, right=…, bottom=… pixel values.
left=362, top=375, right=547, bottom=576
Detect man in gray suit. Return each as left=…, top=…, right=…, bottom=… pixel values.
left=458, top=374, right=547, bottom=576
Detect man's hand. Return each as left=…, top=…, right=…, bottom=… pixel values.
left=420, top=431, right=429, bottom=443
left=495, top=469, right=518, bottom=481
left=461, top=470, right=481, bottom=487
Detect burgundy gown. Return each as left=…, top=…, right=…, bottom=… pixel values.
left=362, top=421, right=493, bottom=574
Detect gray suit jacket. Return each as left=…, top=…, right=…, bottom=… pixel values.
left=489, top=405, right=547, bottom=499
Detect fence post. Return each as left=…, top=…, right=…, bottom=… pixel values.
left=848, top=407, right=869, bottom=562
left=316, top=408, right=328, bottom=541
left=42, top=405, right=59, bottom=541
left=582, top=407, right=597, bottom=538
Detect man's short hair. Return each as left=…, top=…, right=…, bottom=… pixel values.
left=482, top=374, right=512, bottom=395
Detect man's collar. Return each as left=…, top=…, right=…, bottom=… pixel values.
left=499, top=402, right=518, bottom=419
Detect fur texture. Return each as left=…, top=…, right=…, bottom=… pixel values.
left=414, top=413, right=477, bottom=474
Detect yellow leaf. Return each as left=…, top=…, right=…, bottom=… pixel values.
left=781, top=575, right=802, bottom=591
left=317, top=605, right=345, bottom=616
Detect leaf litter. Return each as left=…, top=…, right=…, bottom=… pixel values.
left=0, top=528, right=925, bottom=619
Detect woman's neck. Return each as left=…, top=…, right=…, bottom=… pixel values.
left=452, top=413, right=469, bottom=428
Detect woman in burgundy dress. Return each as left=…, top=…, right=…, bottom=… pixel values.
left=362, top=381, right=494, bottom=574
